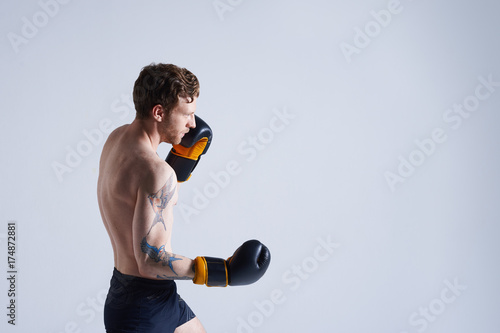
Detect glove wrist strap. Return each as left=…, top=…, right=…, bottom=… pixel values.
left=193, top=256, right=228, bottom=287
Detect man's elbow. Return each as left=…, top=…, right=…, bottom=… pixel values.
left=136, top=259, right=153, bottom=278
left=137, top=237, right=155, bottom=278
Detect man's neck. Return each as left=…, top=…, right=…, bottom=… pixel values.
left=129, top=118, right=162, bottom=152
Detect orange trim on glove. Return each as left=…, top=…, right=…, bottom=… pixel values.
left=193, top=256, right=207, bottom=285
left=172, top=138, right=208, bottom=161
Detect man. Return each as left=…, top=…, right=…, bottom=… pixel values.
left=97, top=63, right=270, bottom=333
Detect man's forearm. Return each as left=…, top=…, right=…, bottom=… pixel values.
left=139, top=237, right=195, bottom=280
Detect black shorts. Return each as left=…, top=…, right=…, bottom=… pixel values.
left=104, top=268, right=196, bottom=333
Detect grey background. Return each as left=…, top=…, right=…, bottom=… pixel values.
left=1, top=0, right=499, bottom=332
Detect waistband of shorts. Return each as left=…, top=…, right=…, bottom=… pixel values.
left=112, top=267, right=177, bottom=288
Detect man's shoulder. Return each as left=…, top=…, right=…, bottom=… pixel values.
left=104, top=124, right=129, bottom=145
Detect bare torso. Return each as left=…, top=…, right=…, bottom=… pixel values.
left=97, top=124, right=177, bottom=277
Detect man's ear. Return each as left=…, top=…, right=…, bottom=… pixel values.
left=151, top=104, right=165, bottom=122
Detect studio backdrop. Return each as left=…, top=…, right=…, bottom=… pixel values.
left=1, top=0, right=499, bottom=332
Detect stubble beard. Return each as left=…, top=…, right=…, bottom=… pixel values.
left=161, top=119, right=183, bottom=145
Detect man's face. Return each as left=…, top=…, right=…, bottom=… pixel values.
left=161, top=96, right=197, bottom=145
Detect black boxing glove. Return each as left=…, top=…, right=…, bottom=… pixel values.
left=193, top=240, right=271, bottom=287
left=166, top=115, right=212, bottom=182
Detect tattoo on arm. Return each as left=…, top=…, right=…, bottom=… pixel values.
left=140, top=237, right=181, bottom=276
left=147, top=175, right=176, bottom=233
left=156, top=262, right=195, bottom=280
left=140, top=175, right=190, bottom=280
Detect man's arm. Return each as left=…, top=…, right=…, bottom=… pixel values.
left=132, top=167, right=194, bottom=280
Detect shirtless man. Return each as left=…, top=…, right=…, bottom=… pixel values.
left=97, top=63, right=270, bottom=333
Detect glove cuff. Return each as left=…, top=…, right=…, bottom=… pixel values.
left=165, top=152, right=198, bottom=182
left=193, top=256, right=207, bottom=285
left=193, top=256, right=228, bottom=287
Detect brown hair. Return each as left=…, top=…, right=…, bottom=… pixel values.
left=133, top=63, right=200, bottom=119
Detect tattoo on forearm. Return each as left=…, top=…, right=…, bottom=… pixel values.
left=140, top=237, right=181, bottom=276
left=147, top=174, right=176, bottom=233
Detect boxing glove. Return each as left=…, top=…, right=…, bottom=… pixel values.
left=193, top=240, right=271, bottom=287
left=166, top=115, right=212, bottom=182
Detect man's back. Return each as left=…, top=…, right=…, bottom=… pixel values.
left=97, top=124, right=176, bottom=277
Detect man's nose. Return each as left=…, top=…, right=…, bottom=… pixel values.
left=189, top=114, right=196, bottom=128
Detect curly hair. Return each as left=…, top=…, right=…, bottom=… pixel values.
left=133, top=63, right=200, bottom=119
